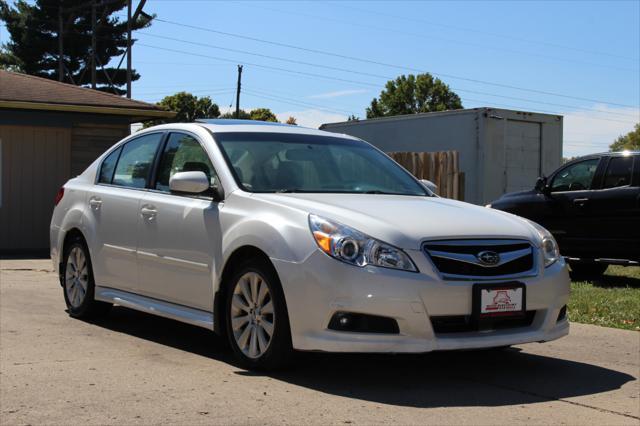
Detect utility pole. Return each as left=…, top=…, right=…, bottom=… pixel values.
left=235, top=65, right=243, bottom=119
left=91, top=1, right=97, bottom=89
left=126, top=0, right=132, bottom=98
left=58, top=5, right=64, bottom=82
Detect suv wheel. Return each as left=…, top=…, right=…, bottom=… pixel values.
left=225, top=259, right=292, bottom=370
left=569, top=261, right=608, bottom=280
left=62, top=236, right=111, bottom=318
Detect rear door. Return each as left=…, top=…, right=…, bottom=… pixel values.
left=87, top=132, right=165, bottom=292
left=504, top=121, right=542, bottom=194
left=584, top=154, right=640, bottom=260
left=136, top=132, right=223, bottom=311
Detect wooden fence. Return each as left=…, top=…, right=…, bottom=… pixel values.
left=388, top=151, right=465, bottom=201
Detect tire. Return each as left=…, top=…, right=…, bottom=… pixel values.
left=224, top=257, right=293, bottom=370
left=61, top=235, right=112, bottom=319
left=569, top=261, right=608, bottom=280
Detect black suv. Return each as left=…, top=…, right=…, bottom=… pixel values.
left=489, top=151, right=640, bottom=278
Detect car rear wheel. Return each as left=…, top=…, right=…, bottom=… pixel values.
left=225, top=259, right=292, bottom=370
left=62, top=236, right=111, bottom=318
left=568, top=261, right=608, bottom=280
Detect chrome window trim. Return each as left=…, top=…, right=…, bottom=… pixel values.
left=422, top=239, right=538, bottom=281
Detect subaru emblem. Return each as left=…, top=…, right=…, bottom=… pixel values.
left=477, top=250, right=500, bottom=266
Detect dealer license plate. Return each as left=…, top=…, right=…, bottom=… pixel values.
left=473, top=283, right=526, bottom=318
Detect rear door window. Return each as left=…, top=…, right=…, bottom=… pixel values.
left=602, top=156, right=634, bottom=189
left=112, top=133, right=163, bottom=189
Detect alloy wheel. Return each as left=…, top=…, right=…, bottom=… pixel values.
left=230, top=272, right=275, bottom=359
left=65, top=246, right=89, bottom=308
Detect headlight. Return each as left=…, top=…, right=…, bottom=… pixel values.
left=485, top=203, right=492, bottom=208
left=525, top=219, right=561, bottom=267
left=309, top=214, right=417, bottom=272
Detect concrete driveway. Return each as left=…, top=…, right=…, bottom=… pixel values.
left=1, top=259, right=638, bottom=425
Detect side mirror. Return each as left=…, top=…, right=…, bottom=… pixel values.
left=420, top=179, right=438, bottom=195
left=169, top=171, right=210, bottom=194
left=535, top=176, right=548, bottom=193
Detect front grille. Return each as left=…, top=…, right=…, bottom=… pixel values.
left=423, top=239, right=536, bottom=280
left=431, top=311, right=537, bottom=334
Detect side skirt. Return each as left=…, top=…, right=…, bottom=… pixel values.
left=95, top=286, right=214, bottom=330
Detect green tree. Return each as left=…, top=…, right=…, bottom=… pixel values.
left=366, top=73, right=463, bottom=119
left=250, top=108, right=279, bottom=122
left=609, top=123, right=640, bottom=151
left=220, top=109, right=251, bottom=119
left=144, top=92, right=219, bottom=127
left=0, top=0, right=152, bottom=94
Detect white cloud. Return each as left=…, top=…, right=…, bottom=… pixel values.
left=562, top=105, right=639, bottom=158
left=276, top=109, right=348, bottom=129
left=309, top=89, right=368, bottom=99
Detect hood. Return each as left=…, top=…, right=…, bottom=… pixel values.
left=497, top=189, right=537, bottom=200
left=252, top=193, right=539, bottom=250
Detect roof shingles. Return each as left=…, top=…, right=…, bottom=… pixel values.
left=0, top=70, right=162, bottom=111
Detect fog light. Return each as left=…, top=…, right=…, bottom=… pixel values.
left=328, top=312, right=399, bottom=334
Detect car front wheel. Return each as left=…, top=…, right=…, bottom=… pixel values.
left=225, top=259, right=293, bottom=370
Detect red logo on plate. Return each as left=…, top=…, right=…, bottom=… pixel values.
left=485, top=290, right=517, bottom=312
left=493, top=290, right=512, bottom=305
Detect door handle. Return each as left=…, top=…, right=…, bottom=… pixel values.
left=89, top=197, right=102, bottom=210
left=140, top=206, right=157, bottom=220
left=573, top=198, right=589, bottom=207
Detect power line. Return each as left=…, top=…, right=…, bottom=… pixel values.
left=330, top=2, right=639, bottom=62
left=243, top=87, right=358, bottom=115
left=136, top=42, right=380, bottom=87
left=136, top=31, right=640, bottom=121
left=245, top=3, right=639, bottom=73
left=137, top=43, right=637, bottom=126
left=8, top=11, right=638, bottom=110
left=242, top=91, right=354, bottom=117
left=152, top=17, right=639, bottom=109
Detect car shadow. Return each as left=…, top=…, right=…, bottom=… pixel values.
left=89, top=306, right=635, bottom=409
left=591, top=269, right=640, bottom=288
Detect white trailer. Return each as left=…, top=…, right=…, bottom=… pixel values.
left=320, top=108, right=563, bottom=205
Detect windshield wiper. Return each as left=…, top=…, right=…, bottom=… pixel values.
left=362, top=190, right=397, bottom=194
left=275, top=188, right=305, bottom=193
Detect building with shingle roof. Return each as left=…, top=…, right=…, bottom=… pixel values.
left=0, top=70, right=175, bottom=253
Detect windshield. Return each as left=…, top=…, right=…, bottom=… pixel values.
left=215, top=132, right=429, bottom=196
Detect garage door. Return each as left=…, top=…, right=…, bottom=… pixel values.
left=0, top=126, right=71, bottom=252
left=505, top=120, right=541, bottom=193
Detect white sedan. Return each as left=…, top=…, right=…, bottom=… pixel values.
left=50, top=120, right=570, bottom=369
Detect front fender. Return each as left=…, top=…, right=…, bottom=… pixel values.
left=218, top=207, right=317, bottom=289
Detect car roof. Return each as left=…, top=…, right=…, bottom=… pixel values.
left=588, top=151, right=640, bottom=156
left=139, top=120, right=361, bottom=140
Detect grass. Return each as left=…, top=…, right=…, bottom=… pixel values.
left=568, top=265, right=640, bottom=331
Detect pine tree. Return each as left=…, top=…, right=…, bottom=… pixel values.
left=0, top=0, right=153, bottom=95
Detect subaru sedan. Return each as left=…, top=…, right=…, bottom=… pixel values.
left=50, top=120, right=570, bottom=369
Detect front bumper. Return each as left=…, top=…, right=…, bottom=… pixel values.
left=271, top=249, right=570, bottom=353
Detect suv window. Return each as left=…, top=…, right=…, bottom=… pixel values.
left=98, top=147, right=122, bottom=184
left=112, top=133, right=163, bottom=189
left=602, top=156, right=633, bottom=189
left=551, top=158, right=599, bottom=192
left=155, top=132, right=218, bottom=194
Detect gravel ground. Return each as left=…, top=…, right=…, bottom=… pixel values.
left=1, top=259, right=639, bottom=425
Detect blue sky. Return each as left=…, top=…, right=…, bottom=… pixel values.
left=1, top=0, right=639, bottom=156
